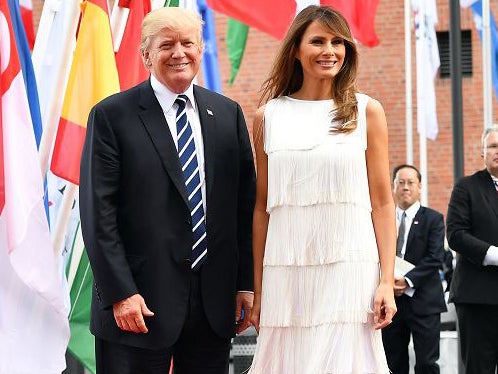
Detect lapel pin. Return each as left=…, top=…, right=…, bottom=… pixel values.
left=414, top=221, right=419, bottom=225
left=207, top=109, right=213, bottom=116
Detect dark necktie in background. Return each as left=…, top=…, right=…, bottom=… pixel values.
left=396, top=211, right=407, bottom=257
left=175, top=95, right=207, bottom=271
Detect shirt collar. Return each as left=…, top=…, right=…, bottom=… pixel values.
left=396, top=200, right=421, bottom=221
left=150, top=75, right=197, bottom=113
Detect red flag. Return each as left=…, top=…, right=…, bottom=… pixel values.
left=207, top=0, right=380, bottom=47
left=323, top=0, right=380, bottom=47
left=206, top=0, right=296, bottom=40
left=115, top=0, right=151, bottom=90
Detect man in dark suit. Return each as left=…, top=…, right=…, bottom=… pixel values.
left=447, top=125, right=498, bottom=374
left=382, top=164, right=446, bottom=374
left=79, top=7, right=256, bottom=374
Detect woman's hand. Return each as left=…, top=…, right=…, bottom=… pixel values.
left=249, top=293, right=262, bottom=334
left=373, top=282, right=397, bottom=330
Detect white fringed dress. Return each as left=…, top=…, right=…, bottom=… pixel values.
left=248, top=94, right=390, bottom=374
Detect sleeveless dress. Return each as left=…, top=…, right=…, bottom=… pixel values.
left=248, top=94, right=390, bottom=374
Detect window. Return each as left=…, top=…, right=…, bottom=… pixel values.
left=436, top=30, right=473, bottom=78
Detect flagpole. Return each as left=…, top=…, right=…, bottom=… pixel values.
left=33, top=0, right=80, bottom=177
left=51, top=183, right=78, bottom=262
left=482, top=0, right=492, bottom=128
left=405, top=0, right=414, bottom=164
left=110, top=0, right=129, bottom=52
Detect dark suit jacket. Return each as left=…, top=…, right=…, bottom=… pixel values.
left=401, top=206, right=447, bottom=315
left=447, top=169, right=498, bottom=305
left=80, top=80, right=256, bottom=349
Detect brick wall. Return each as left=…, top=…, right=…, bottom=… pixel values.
left=32, top=0, right=498, bottom=216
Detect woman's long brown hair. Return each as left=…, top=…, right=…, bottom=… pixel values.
left=260, top=5, right=359, bottom=133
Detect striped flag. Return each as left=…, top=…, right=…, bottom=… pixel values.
left=9, top=0, right=42, bottom=146
left=0, top=0, right=70, bottom=371
left=50, top=0, right=120, bottom=185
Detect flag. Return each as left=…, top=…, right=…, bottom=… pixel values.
left=412, top=0, right=440, bottom=140
left=9, top=0, right=42, bottom=147
left=66, top=221, right=96, bottom=373
left=198, top=0, right=222, bottom=92
left=32, top=0, right=79, bottom=151
left=467, top=0, right=498, bottom=100
left=206, top=0, right=380, bottom=47
left=0, top=0, right=70, bottom=371
left=18, top=0, right=34, bottom=49
left=227, top=19, right=248, bottom=85
left=113, top=0, right=151, bottom=91
left=50, top=0, right=120, bottom=185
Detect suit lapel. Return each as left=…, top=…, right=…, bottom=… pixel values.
left=193, top=85, right=217, bottom=207
left=405, top=206, right=424, bottom=257
left=138, top=81, right=189, bottom=207
left=478, top=170, right=498, bottom=220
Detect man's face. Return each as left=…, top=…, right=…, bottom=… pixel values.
left=144, top=27, right=202, bottom=93
left=393, top=167, right=421, bottom=210
left=483, top=132, right=498, bottom=178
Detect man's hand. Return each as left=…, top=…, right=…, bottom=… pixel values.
left=394, top=277, right=408, bottom=297
left=235, top=292, right=254, bottom=335
left=113, top=293, right=154, bottom=334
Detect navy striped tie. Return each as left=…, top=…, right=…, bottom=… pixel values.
left=175, top=95, right=207, bottom=271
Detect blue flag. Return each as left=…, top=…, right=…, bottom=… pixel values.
left=198, top=0, right=222, bottom=93
left=8, top=0, right=43, bottom=147
left=471, top=0, right=498, bottom=100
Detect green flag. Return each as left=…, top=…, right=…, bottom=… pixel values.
left=67, top=224, right=96, bottom=373
left=164, top=0, right=180, bottom=6
left=227, top=19, right=248, bottom=85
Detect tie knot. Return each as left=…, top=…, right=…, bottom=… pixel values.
left=175, top=95, right=188, bottom=109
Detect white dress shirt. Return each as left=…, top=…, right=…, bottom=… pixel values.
left=483, top=174, right=498, bottom=266
left=150, top=75, right=206, bottom=213
left=396, top=201, right=421, bottom=297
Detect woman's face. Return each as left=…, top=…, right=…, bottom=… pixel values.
left=295, top=20, right=346, bottom=83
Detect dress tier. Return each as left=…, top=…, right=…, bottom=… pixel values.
left=248, top=95, right=390, bottom=374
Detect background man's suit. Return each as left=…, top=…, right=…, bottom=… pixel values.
left=382, top=206, right=446, bottom=374
left=447, top=169, right=498, bottom=373
left=80, top=80, right=256, bottom=350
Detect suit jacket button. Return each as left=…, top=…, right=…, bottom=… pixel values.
left=186, top=219, right=191, bottom=225
left=183, top=258, right=192, bottom=266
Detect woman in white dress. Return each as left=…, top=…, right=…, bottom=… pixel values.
left=249, top=5, right=397, bottom=373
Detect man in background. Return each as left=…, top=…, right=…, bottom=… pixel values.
left=447, top=125, right=498, bottom=374
left=382, top=164, right=446, bottom=374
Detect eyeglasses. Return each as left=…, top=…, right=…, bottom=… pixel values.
left=394, top=179, right=418, bottom=187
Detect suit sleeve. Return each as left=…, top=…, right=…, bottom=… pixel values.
left=405, top=212, right=445, bottom=288
left=80, top=105, right=138, bottom=308
left=447, top=180, right=490, bottom=265
left=235, top=103, right=256, bottom=292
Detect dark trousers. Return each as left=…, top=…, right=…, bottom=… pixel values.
left=455, top=303, right=498, bottom=374
left=95, top=272, right=231, bottom=374
left=382, top=295, right=441, bottom=374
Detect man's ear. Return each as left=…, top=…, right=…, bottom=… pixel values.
left=142, top=51, right=150, bottom=67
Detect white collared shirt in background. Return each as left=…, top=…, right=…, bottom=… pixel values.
left=396, top=201, right=421, bottom=297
